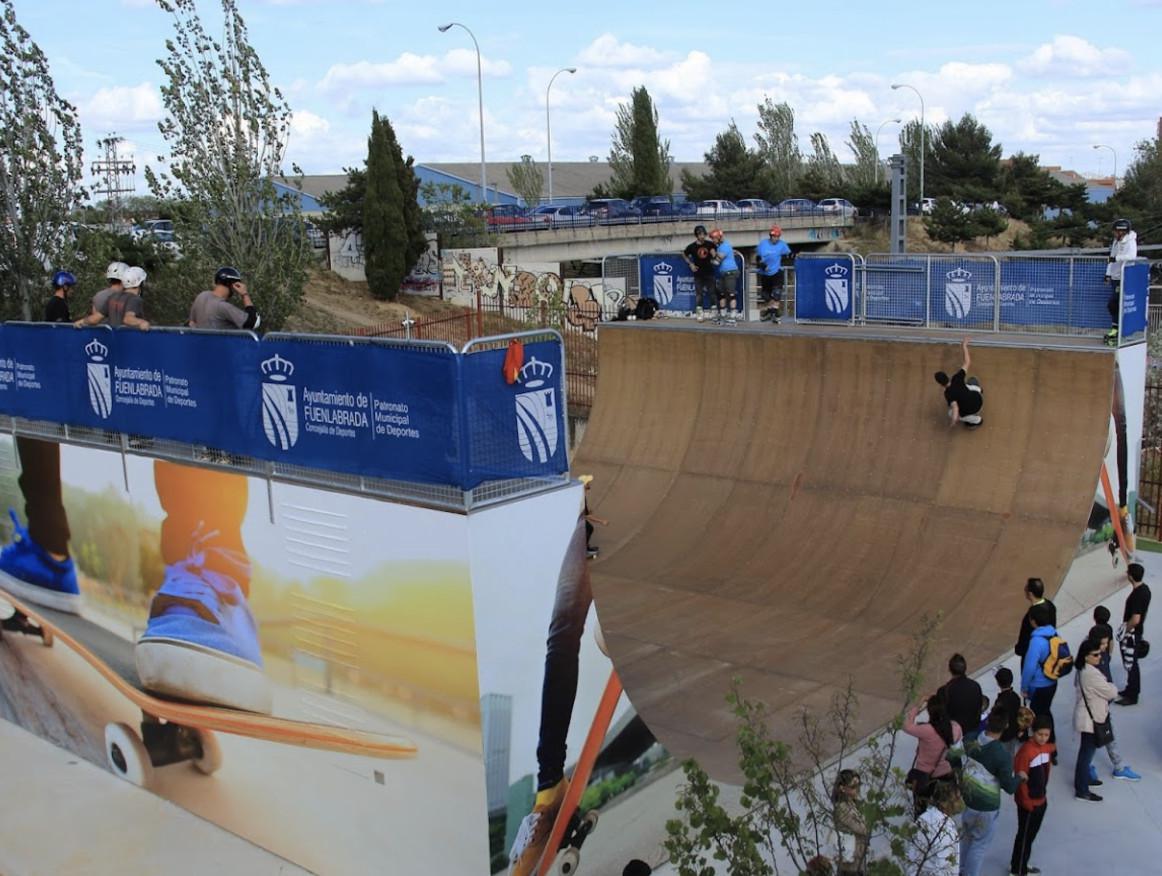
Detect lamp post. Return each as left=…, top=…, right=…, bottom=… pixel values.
left=438, top=22, right=488, bottom=203
left=1093, top=144, right=1117, bottom=191
left=874, top=117, right=902, bottom=184
left=891, top=83, right=924, bottom=206
left=545, top=66, right=577, bottom=205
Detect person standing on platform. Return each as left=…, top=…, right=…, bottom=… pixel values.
left=709, top=228, right=738, bottom=324
left=683, top=225, right=719, bottom=324
left=755, top=225, right=792, bottom=323
left=1104, top=218, right=1137, bottom=345
left=1016, top=578, right=1056, bottom=661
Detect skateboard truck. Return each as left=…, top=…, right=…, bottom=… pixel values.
left=0, top=608, right=54, bottom=646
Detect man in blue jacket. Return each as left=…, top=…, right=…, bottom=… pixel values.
left=1021, top=601, right=1059, bottom=751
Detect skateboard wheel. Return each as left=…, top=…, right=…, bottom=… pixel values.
left=581, top=810, right=599, bottom=831
left=555, top=847, right=580, bottom=875
left=105, top=722, right=154, bottom=788
left=192, top=729, right=223, bottom=775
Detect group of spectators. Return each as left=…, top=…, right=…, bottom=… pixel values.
left=45, top=261, right=261, bottom=331
left=832, top=566, right=1151, bottom=876
left=682, top=224, right=792, bottom=325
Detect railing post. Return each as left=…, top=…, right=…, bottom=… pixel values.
left=991, top=255, right=1001, bottom=332
left=925, top=255, right=932, bottom=328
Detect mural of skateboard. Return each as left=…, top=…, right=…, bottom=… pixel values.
left=0, top=587, right=417, bottom=788
left=536, top=670, right=624, bottom=876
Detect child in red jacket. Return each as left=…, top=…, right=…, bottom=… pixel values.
left=1010, top=715, right=1054, bottom=876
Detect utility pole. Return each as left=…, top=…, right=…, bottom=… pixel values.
left=90, top=134, right=136, bottom=229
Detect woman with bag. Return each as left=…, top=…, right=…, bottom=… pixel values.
left=1074, top=638, right=1119, bottom=801
left=904, top=693, right=963, bottom=818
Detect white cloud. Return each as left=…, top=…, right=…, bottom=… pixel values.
left=291, top=109, right=331, bottom=138
left=442, top=48, right=512, bottom=79
left=577, top=34, right=672, bottom=69
left=1019, top=35, right=1132, bottom=77
left=318, top=50, right=511, bottom=95
left=77, top=83, right=162, bottom=131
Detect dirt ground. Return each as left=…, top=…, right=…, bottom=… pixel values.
left=282, top=266, right=468, bottom=334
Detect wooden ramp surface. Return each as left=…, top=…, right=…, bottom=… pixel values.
left=574, top=323, right=1114, bottom=780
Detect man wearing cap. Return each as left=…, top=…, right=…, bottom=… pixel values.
left=77, top=266, right=149, bottom=330
left=755, top=225, right=792, bottom=323
left=188, top=266, right=260, bottom=330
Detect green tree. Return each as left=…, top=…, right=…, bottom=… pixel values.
left=380, top=115, right=427, bottom=272
left=754, top=98, right=801, bottom=201
left=419, top=181, right=492, bottom=248
left=0, top=0, right=85, bottom=319
left=362, top=110, right=406, bottom=300
left=666, top=617, right=942, bottom=876
left=603, top=86, right=672, bottom=198
left=146, top=0, right=309, bottom=330
left=845, top=120, right=879, bottom=189
left=927, top=113, right=1003, bottom=203
left=317, top=168, right=366, bottom=236
left=507, top=155, right=545, bottom=207
left=972, top=206, right=1009, bottom=244
left=998, top=153, right=1063, bottom=221
left=680, top=121, right=767, bottom=202
left=923, top=197, right=977, bottom=250
left=1110, top=131, right=1162, bottom=244
left=799, top=132, right=844, bottom=198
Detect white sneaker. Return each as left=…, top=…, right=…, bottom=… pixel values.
left=695, top=307, right=704, bottom=323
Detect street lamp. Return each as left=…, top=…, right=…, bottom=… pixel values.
left=874, top=117, right=902, bottom=184
left=546, top=66, right=577, bottom=205
left=891, top=83, right=925, bottom=206
left=438, top=22, right=488, bottom=203
left=1093, top=144, right=1117, bottom=191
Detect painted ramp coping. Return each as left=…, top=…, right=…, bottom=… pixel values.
left=575, top=322, right=1114, bottom=781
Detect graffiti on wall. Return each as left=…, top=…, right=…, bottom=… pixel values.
left=401, top=232, right=441, bottom=296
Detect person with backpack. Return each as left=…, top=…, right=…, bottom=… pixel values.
left=959, top=710, right=1020, bottom=876
left=1020, top=601, right=1068, bottom=754
left=904, top=693, right=963, bottom=818
left=1073, top=638, right=1120, bottom=801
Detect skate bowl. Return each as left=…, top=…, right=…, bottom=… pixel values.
left=575, top=322, right=1114, bottom=780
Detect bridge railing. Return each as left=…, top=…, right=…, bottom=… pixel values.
left=794, top=252, right=1149, bottom=344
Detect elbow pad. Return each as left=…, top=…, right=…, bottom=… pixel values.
left=243, top=305, right=260, bottom=330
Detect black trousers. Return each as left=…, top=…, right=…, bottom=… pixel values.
left=15, top=436, right=69, bottom=555
left=1028, top=682, right=1057, bottom=745
left=1010, top=802, right=1046, bottom=875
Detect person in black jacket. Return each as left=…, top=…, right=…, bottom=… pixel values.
left=1015, top=577, right=1057, bottom=659
left=940, top=653, right=984, bottom=737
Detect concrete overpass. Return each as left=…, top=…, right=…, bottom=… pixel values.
left=494, top=213, right=854, bottom=262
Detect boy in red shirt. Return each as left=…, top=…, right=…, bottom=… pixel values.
left=1010, top=715, right=1054, bottom=876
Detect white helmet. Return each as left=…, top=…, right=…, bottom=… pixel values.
left=121, top=266, right=147, bottom=289
left=106, top=261, right=128, bottom=282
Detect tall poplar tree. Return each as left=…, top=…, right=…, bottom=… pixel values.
left=602, top=86, right=672, bottom=198
left=362, top=110, right=406, bottom=300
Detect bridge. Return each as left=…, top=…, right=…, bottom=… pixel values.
left=488, top=212, right=855, bottom=262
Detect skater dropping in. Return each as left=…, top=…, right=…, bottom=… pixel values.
left=934, top=337, right=983, bottom=428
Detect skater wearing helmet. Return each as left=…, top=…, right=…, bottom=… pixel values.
left=74, top=262, right=127, bottom=327
left=45, top=270, right=76, bottom=323
left=1104, top=219, right=1138, bottom=345
left=709, top=228, right=739, bottom=324
left=755, top=225, right=792, bottom=323
left=683, top=225, right=719, bottom=323
left=188, top=266, right=261, bottom=330
left=935, top=337, right=983, bottom=428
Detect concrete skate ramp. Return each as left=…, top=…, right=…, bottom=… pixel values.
left=575, top=324, right=1113, bottom=781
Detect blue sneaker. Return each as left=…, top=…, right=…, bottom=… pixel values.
left=0, top=509, right=81, bottom=613
left=135, top=536, right=271, bottom=714
left=1113, top=766, right=1142, bottom=781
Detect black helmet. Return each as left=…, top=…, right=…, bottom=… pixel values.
left=214, top=266, right=243, bottom=286
left=1113, top=218, right=1132, bottom=232
left=694, top=224, right=707, bottom=236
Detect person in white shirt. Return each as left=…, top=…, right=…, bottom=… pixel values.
left=1105, top=218, right=1138, bottom=343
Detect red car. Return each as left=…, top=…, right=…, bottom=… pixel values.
left=484, top=205, right=532, bottom=228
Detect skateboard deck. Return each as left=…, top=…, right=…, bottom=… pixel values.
left=0, top=587, right=417, bottom=786
left=536, top=670, right=623, bottom=876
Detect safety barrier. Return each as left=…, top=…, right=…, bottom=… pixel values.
left=795, top=253, right=1150, bottom=343
left=0, top=326, right=570, bottom=507
left=602, top=251, right=750, bottom=319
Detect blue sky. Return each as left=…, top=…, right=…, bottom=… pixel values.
left=16, top=0, right=1162, bottom=192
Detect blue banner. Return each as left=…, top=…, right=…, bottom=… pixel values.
left=252, top=337, right=463, bottom=486
left=796, top=257, right=855, bottom=321
left=0, top=326, right=568, bottom=490
left=996, top=259, right=1107, bottom=329
left=460, top=339, right=568, bottom=486
left=1121, top=262, right=1149, bottom=338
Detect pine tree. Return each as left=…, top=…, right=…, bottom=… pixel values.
left=383, top=118, right=427, bottom=272
left=363, top=110, right=407, bottom=300
left=680, top=122, right=766, bottom=202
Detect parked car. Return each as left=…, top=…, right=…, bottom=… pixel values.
left=775, top=198, right=817, bottom=214
left=695, top=199, right=742, bottom=217
left=530, top=204, right=594, bottom=227
left=484, top=204, right=533, bottom=228
left=817, top=197, right=856, bottom=217
left=737, top=198, right=775, bottom=213
left=918, top=197, right=937, bottom=215
left=585, top=198, right=641, bottom=221
left=629, top=195, right=696, bottom=217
